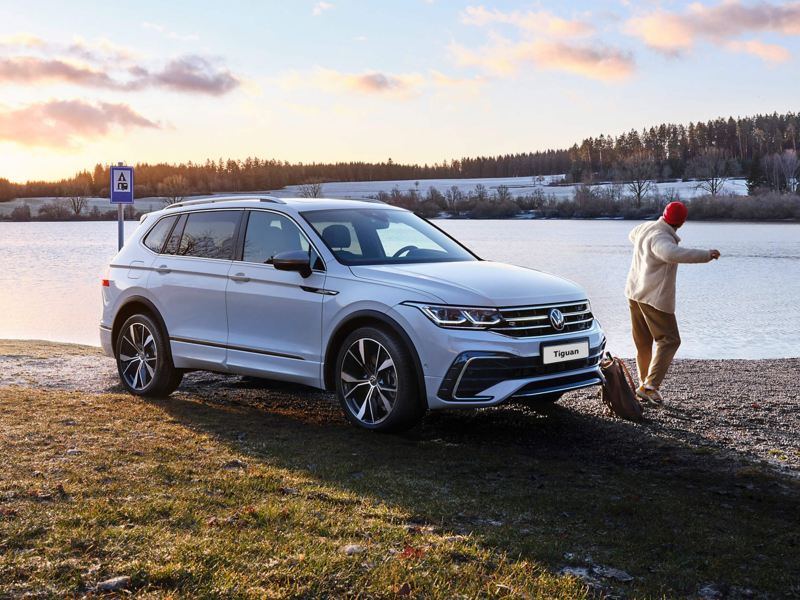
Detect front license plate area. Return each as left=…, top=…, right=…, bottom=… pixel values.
left=541, top=340, right=590, bottom=365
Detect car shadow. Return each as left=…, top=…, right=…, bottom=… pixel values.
left=145, top=372, right=800, bottom=597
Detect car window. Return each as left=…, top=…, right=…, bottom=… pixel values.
left=242, top=211, right=323, bottom=270
left=303, top=208, right=476, bottom=265
left=142, top=215, right=177, bottom=253
left=163, top=214, right=186, bottom=255
left=375, top=221, right=448, bottom=257
left=176, top=211, right=239, bottom=260
left=303, top=220, right=363, bottom=258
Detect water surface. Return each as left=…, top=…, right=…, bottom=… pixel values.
left=0, top=220, right=797, bottom=358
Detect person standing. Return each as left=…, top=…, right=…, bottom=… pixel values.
left=625, top=201, right=720, bottom=406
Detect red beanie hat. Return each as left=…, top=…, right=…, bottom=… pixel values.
left=663, top=201, right=688, bottom=226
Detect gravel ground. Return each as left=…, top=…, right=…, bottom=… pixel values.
left=1, top=339, right=797, bottom=476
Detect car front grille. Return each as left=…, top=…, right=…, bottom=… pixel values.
left=490, top=300, right=593, bottom=338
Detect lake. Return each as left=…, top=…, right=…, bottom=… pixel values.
left=1, top=220, right=797, bottom=358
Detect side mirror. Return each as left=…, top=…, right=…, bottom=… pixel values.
left=272, top=250, right=312, bottom=278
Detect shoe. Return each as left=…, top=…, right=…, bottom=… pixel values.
left=636, top=384, right=664, bottom=407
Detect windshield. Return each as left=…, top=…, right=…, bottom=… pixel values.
left=302, top=208, right=478, bottom=266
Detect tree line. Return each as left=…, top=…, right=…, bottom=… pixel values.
left=1, top=111, right=798, bottom=205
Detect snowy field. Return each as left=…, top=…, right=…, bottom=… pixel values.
left=277, top=175, right=749, bottom=201
left=0, top=196, right=167, bottom=216
left=1, top=175, right=749, bottom=217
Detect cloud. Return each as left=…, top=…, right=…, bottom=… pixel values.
left=0, top=100, right=158, bottom=148
left=726, top=39, right=791, bottom=63
left=532, top=41, right=635, bottom=81
left=142, top=21, right=199, bottom=42
left=454, top=5, right=629, bottom=81
left=148, top=56, right=239, bottom=95
left=0, top=56, right=121, bottom=88
left=626, top=0, right=800, bottom=59
left=277, top=67, right=482, bottom=98
left=66, top=37, right=137, bottom=64
left=312, top=2, right=333, bottom=16
left=0, top=54, right=239, bottom=95
left=449, top=37, right=634, bottom=81
left=0, top=33, right=46, bottom=48
left=280, top=67, right=424, bottom=97
left=461, top=5, right=594, bottom=37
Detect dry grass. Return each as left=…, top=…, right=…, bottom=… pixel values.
left=1, top=385, right=798, bottom=598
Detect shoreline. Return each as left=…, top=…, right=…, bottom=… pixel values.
left=2, top=339, right=798, bottom=474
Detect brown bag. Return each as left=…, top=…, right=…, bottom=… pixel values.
left=599, top=353, right=644, bottom=422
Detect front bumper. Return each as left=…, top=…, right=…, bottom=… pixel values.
left=436, top=343, right=604, bottom=405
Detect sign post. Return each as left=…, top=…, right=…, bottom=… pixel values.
left=110, top=163, right=134, bottom=250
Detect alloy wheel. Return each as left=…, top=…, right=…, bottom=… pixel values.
left=119, top=322, right=158, bottom=391
left=340, top=337, right=398, bottom=425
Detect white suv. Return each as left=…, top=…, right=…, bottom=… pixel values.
left=101, top=196, right=605, bottom=431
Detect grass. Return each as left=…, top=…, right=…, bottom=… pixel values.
left=1, top=385, right=798, bottom=598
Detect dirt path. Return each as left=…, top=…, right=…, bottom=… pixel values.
left=1, top=340, right=798, bottom=474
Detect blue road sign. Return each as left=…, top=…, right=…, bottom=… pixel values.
left=110, top=166, right=134, bottom=204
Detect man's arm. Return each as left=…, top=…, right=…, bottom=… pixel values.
left=651, top=234, right=714, bottom=264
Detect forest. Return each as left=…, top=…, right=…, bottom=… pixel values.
left=1, top=111, right=798, bottom=222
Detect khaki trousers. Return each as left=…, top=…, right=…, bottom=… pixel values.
left=628, top=299, right=681, bottom=389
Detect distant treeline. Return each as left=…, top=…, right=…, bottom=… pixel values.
left=1, top=111, right=799, bottom=200
left=7, top=185, right=798, bottom=222
left=369, top=184, right=800, bottom=221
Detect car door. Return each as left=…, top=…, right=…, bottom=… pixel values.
left=225, top=209, right=326, bottom=386
left=147, top=209, right=242, bottom=370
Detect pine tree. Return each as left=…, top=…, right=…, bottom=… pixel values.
left=746, top=159, right=766, bottom=195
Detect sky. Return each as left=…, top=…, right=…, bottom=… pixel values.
left=1, top=0, right=799, bottom=182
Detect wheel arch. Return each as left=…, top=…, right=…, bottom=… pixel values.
left=323, top=310, right=426, bottom=404
left=112, top=295, right=171, bottom=356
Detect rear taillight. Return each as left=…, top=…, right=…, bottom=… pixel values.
left=101, top=279, right=110, bottom=287
left=101, top=266, right=110, bottom=287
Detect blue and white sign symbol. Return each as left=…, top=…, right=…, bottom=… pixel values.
left=110, top=166, right=134, bottom=204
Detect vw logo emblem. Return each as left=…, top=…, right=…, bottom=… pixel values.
left=549, top=308, right=565, bottom=331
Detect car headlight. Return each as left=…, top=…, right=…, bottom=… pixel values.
left=403, top=302, right=503, bottom=328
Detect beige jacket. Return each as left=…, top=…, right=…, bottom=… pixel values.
left=625, top=218, right=712, bottom=314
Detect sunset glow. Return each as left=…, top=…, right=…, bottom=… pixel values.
left=1, top=0, right=799, bottom=182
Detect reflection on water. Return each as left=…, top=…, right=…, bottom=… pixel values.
left=437, top=220, right=800, bottom=359
left=0, top=220, right=798, bottom=358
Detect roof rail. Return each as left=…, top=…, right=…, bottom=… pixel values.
left=165, top=195, right=284, bottom=209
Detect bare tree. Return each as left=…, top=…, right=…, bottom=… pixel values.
left=687, top=148, right=740, bottom=196
left=473, top=184, right=489, bottom=202
left=778, top=149, right=799, bottom=193
left=445, top=185, right=464, bottom=216
left=495, top=185, right=513, bottom=203
left=67, top=185, right=89, bottom=216
left=158, top=175, right=190, bottom=205
left=616, top=152, right=656, bottom=208
left=298, top=181, right=323, bottom=198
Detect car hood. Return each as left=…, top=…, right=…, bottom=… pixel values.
left=349, top=260, right=586, bottom=307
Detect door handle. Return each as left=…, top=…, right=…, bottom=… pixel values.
left=155, top=265, right=171, bottom=274
left=230, top=273, right=250, bottom=283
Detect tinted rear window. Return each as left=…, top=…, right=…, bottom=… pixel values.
left=176, top=211, right=240, bottom=259
left=142, top=216, right=177, bottom=253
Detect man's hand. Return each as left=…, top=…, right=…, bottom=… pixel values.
left=709, top=249, right=721, bottom=260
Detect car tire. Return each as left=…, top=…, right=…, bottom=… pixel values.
left=115, top=314, right=182, bottom=397
left=335, top=326, right=425, bottom=432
